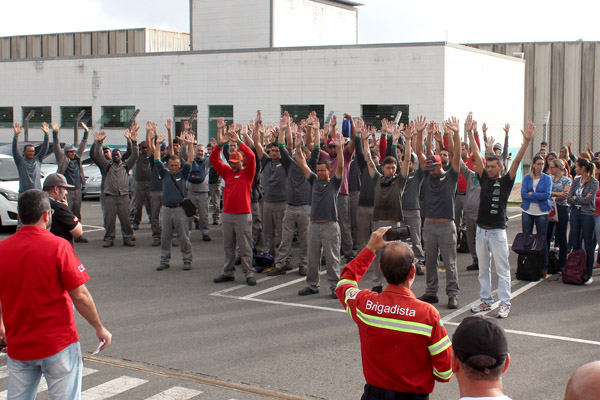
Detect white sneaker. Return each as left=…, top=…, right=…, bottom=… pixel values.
left=584, top=277, right=594, bottom=286
left=497, top=304, right=510, bottom=319
left=471, top=299, right=492, bottom=313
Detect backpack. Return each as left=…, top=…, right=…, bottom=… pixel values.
left=562, top=249, right=588, bottom=285
left=516, top=254, right=542, bottom=281
left=547, top=251, right=559, bottom=275
left=253, top=253, right=274, bottom=273
left=188, top=159, right=208, bottom=184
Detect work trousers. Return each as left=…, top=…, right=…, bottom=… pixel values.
left=160, top=206, right=193, bottom=265
left=349, top=190, right=360, bottom=249
left=262, top=200, right=286, bottom=257
left=221, top=212, right=255, bottom=278
left=423, top=220, right=459, bottom=298
left=306, top=221, right=341, bottom=291
left=67, top=188, right=82, bottom=220
left=251, top=201, right=266, bottom=253
left=338, top=194, right=354, bottom=260
left=102, top=194, right=134, bottom=242
left=454, top=193, right=465, bottom=231
left=209, top=183, right=221, bottom=224
left=403, top=209, right=425, bottom=268
left=464, top=212, right=479, bottom=263
left=370, top=220, right=402, bottom=288
left=132, top=180, right=151, bottom=225
left=274, top=204, right=310, bottom=269
left=356, top=205, right=374, bottom=251
left=188, top=191, right=209, bottom=235
left=150, top=191, right=162, bottom=239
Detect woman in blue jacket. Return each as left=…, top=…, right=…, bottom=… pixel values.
left=521, top=154, right=552, bottom=275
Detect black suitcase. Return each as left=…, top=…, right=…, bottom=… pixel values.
left=516, top=254, right=542, bottom=281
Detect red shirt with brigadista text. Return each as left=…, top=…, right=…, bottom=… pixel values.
left=0, top=226, right=90, bottom=361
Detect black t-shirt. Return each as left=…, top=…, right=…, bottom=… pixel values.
left=476, top=169, right=515, bottom=229
left=49, top=198, right=79, bottom=246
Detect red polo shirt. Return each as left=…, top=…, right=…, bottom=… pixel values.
left=0, top=226, right=90, bottom=361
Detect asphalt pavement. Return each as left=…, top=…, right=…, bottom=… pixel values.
left=0, top=199, right=599, bottom=400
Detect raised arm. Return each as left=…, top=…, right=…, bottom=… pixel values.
left=415, top=116, right=427, bottom=169
left=38, top=122, right=51, bottom=162
left=502, top=124, right=509, bottom=165
left=165, top=119, right=174, bottom=156
left=52, top=122, right=65, bottom=165
left=400, top=124, right=414, bottom=177
left=253, top=113, right=265, bottom=160
left=77, top=122, right=89, bottom=157
left=92, top=131, right=109, bottom=170
left=124, top=128, right=139, bottom=170
left=12, top=123, right=23, bottom=165
left=445, top=116, right=461, bottom=171
left=508, top=121, right=534, bottom=180
left=334, top=132, right=344, bottom=179
left=468, top=129, right=484, bottom=178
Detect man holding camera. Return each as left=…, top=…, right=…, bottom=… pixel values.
left=335, top=226, right=453, bottom=400
left=362, top=120, right=410, bottom=293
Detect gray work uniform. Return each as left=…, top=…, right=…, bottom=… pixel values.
left=131, top=153, right=152, bottom=226
left=92, top=140, right=138, bottom=243
left=53, top=129, right=88, bottom=220
left=422, top=166, right=460, bottom=299
left=402, top=167, right=426, bottom=268
left=13, top=133, right=49, bottom=193
left=260, top=149, right=287, bottom=257
left=460, top=160, right=481, bottom=264
left=187, top=157, right=211, bottom=236
left=306, top=172, right=342, bottom=291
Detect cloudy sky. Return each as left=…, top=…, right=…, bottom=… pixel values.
left=2, top=0, right=599, bottom=44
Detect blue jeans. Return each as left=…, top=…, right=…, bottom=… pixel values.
left=476, top=227, right=512, bottom=306
left=547, top=204, right=569, bottom=271
left=522, top=212, right=549, bottom=270
left=569, top=207, right=596, bottom=277
left=7, top=342, right=82, bottom=400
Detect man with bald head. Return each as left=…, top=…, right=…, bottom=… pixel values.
left=335, top=226, right=453, bottom=399
left=564, top=361, right=600, bottom=400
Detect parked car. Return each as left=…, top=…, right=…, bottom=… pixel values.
left=0, top=154, right=20, bottom=227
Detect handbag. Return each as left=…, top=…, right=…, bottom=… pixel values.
left=169, top=174, right=198, bottom=218
left=548, top=198, right=558, bottom=222
left=512, top=233, right=546, bottom=255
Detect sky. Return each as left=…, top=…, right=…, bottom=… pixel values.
left=2, top=0, right=600, bottom=44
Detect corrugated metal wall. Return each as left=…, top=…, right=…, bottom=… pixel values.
left=0, top=29, right=189, bottom=60
left=469, top=41, right=599, bottom=159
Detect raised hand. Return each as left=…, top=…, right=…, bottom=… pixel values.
left=41, top=122, right=50, bottom=135
left=146, top=121, right=153, bottom=132
left=165, top=119, right=173, bottom=132
left=486, top=136, right=495, bottom=149
left=521, top=121, right=535, bottom=142
left=94, top=131, right=107, bottom=143
left=472, top=121, right=478, bottom=132
left=80, top=121, right=89, bottom=132
left=51, top=122, right=59, bottom=132
left=465, top=113, right=474, bottom=133
left=235, top=123, right=242, bottom=133
left=156, top=134, right=167, bottom=144
left=503, top=124, right=510, bottom=135
left=257, top=110, right=262, bottom=124
left=183, top=120, right=190, bottom=131
left=130, top=127, right=138, bottom=142
left=415, top=116, right=427, bottom=133
left=216, top=117, right=225, bottom=129
left=482, top=122, right=488, bottom=135
left=13, top=123, right=22, bottom=137
left=403, top=122, right=415, bottom=140
left=334, top=131, right=344, bottom=148
left=183, top=133, right=194, bottom=145
left=130, top=122, right=139, bottom=136
left=123, top=129, right=131, bottom=141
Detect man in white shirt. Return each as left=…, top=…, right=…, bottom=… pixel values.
left=452, top=315, right=512, bottom=400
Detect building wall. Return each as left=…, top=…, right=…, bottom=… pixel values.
left=0, top=44, right=523, bottom=149
left=272, top=0, right=357, bottom=47
left=190, top=0, right=271, bottom=50
left=468, top=41, right=600, bottom=157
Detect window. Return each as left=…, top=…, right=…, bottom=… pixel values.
left=101, top=106, right=135, bottom=128
left=208, top=105, right=233, bottom=140
left=361, top=105, right=409, bottom=130
left=174, top=105, right=198, bottom=138
left=61, top=107, right=92, bottom=129
left=0, top=107, right=13, bottom=128
left=22, top=106, right=51, bottom=128
left=280, top=105, right=324, bottom=126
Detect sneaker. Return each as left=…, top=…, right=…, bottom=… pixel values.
left=371, top=286, right=383, bottom=294
left=183, top=263, right=191, bottom=271
left=466, top=263, right=479, bottom=271
left=202, top=234, right=211, bottom=242
left=172, top=239, right=179, bottom=247
left=298, top=286, right=319, bottom=296
left=132, top=224, right=139, bottom=231
left=298, top=266, right=307, bottom=276
left=418, top=294, right=439, bottom=304
left=123, top=240, right=135, bottom=247
left=584, top=276, right=594, bottom=286
left=331, top=288, right=338, bottom=299
left=213, top=274, right=235, bottom=283
left=74, top=236, right=88, bottom=243
left=246, top=276, right=257, bottom=286
left=152, top=238, right=161, bottom=247
left=497, top=304, right=511, bottom=318
left=103, top=241, right=114, bottom=248
left=448, top=297, right=459, bottom=309
left=471, top=299, right=492, bottom=313
left=416, top=266, right=424, bottom=275
left=267, top=267, right=286, bottom=276
left=156, top=264, right=170, bottom=271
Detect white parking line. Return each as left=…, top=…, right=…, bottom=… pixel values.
left=145, top=386, right=203, bottom=400
left=0, top=368, right=97, bottom=400
left=81, top=376, right=148, bottom=399
left=82, top=224, right=104, bottom=229
left=212, top=292, right=345, bottom=314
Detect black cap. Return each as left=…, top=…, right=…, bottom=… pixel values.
left=452, top=315, right=508, bottom=372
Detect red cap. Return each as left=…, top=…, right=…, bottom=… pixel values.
left=424, top=155, right=442, bottom=171
left=327, top=138, right=336, bottom=147
left=228, top=151, right=243, bottom=163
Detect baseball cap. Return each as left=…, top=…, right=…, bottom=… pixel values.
left=160, top=142, right=168, bottom=150
left=452, top=315, right=508, bottom=372
left=424, top=155, right=442, bottom=171
left=228, top=151, right=243, bottom=163
left=102, top=145, right=111, bottom=151
left=64, top=144, right=76, bottom=152
left=493, top=143, right=502, bottom=151
left=43, top=173, right=75, bottom=189
left=327, top=138, right=336, bottom=147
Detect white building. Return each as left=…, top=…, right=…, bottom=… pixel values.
left=0, top=0, right=524, bottom=149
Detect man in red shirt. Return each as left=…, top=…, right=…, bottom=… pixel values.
left=210, top=126, right=258, bottom=286
left=0, top=189, right=111, bottom=399
left=336, top=226, right=453, bottom=399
